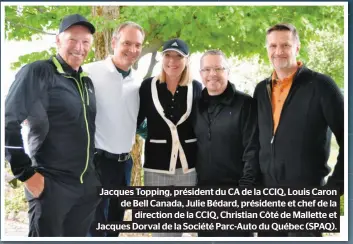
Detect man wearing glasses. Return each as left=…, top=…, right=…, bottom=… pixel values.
left=193, top=50, right=259, bottom=237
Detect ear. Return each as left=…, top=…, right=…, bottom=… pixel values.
left=295, top=43, right=300, bottom=56
left=111, top=37, right=116, bottom=50
left=56, top=34, right=61, bottom=47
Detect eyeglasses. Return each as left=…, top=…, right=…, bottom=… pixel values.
left=200, top=67, right=227, bottom=74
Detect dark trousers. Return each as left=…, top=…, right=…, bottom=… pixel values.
left=26, top=174, right=100, bottom=237
left=88, top=153, right=133, bottom=237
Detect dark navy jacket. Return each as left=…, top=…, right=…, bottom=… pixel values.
left=193, top=82, right=259, bottom=186
left=5, top=55, right=97, bottom=184
left=254, top=66, right=344, bottom=194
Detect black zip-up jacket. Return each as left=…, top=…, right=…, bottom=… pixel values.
left=193, top=82, right=259, bottom=186
left=253, top=66, right=344, bottom=194
left=5, top=55, right=97, bottom=184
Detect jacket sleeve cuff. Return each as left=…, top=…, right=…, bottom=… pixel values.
left=16, top=167, right=36, bottom=182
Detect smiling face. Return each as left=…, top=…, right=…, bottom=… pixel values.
left=56, top=25, right=93, bottom=71
left=111, top=26, right=144, bottom=71
left=200, top=54, right=229, bottom=96
left=162, top=51, right=187, bottom=80
left=266, top=30, right=300, bottom=71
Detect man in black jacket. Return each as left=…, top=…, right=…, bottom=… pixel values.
left=254, top=23, right=344, bottom=237
left=194, top=50, right=258, bottom=237
left=5, top=14, right=101, bottom=236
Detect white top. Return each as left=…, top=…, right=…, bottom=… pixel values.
left=83, top=56, right=141, bottom=154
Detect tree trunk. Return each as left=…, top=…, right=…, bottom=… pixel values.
left=91, top=6, right=119, bottom=59
left=91, top=6, right=143, bottom=186
left=144, top=51, right=158, bottom=79
left=130, top=136, right=143, bottom=186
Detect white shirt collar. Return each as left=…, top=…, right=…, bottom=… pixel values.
left=104, top=55, right=137, bottom=80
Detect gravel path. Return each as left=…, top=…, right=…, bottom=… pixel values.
left=4, top=219, right=28, bottom=237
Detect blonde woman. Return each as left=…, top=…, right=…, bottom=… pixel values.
left=137, top=39, right=202, bottom=237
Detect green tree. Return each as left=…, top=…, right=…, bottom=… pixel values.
left=4, top=5, right=345, bottom=186
left=5, top=5, right=344, bottom=86
left=4, top=4, right=345, bottom=218
left=306, top=31, right=344, bottom=88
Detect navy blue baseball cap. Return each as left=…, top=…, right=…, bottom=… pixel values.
left=59, top=14, right=95, bottom=34
left=162, top=38, right=189, bottom=57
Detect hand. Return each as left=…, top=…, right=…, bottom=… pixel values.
left=24, top=172, right=45, bottom=198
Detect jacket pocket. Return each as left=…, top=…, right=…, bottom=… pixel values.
left=37, top=176, right=48, bottom=199
left=150, top=139, right=167, bottom=143
left=145, top=140, right=171, bottom=169
left=185, top=138, right=197, bottom=143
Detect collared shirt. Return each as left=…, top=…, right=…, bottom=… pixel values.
left=271, top=61, right=303, bottom=133
left=157, top=81, right=188, bottom=168
left=83, top=56, right=141, bottom=154
left=157, top=81, right=187, bottom=125
left=116, top=66, right=131, bottom=78
left=56, top=54, right=83, bottom=78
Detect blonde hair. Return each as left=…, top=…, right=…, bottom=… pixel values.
left=158, top=57, right=193, bottom=86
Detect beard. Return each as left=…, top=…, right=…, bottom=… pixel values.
left=272, top=57, right=293, bottom=70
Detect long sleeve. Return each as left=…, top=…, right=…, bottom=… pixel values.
left=5, top=62, right=49, bottom=182
left=136, top=79, right=149, bottom=130
left=238, top=97, right=260, bottom=187
left=319, top=76, right=344, bottom=195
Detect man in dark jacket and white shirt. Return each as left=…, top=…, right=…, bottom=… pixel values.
left=5, top=14, right=100, bottom=236
left=193, top=49, right=259, bottom=237
left=254, top=23, right=344, bottom=237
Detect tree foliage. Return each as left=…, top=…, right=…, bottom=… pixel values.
left=306, top=31, right=344, bottom=88
left=5, top=5, right=344, bottom=87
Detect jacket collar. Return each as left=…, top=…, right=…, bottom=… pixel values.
left=52, top=54, right=84, bottom=77
left=104, top=56, right=136, bottom=80
left=267, top=64, right=307, bottom=86
left=202, top=81, right=235, bottom=104
left=200, top=81, right=235, bottom=110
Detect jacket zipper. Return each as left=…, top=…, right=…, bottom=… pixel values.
left=65, top=75, right=90, bottom=184
left=266, top=81, right=277, bottom=183
left=266, top=81, right=275, bottom=144
left=267, top=72, right=300, bottom=183
left=83, top=79, right=90, bottom=106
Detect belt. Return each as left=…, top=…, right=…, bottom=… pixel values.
left=95, top=149, right=131, bottom=162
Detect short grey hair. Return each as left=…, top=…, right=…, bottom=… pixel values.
left=112, top=21, right=145, bottom=40
left=266, top=23, right=300, bottom=45
left=200, top=49, right=229, bottom=69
